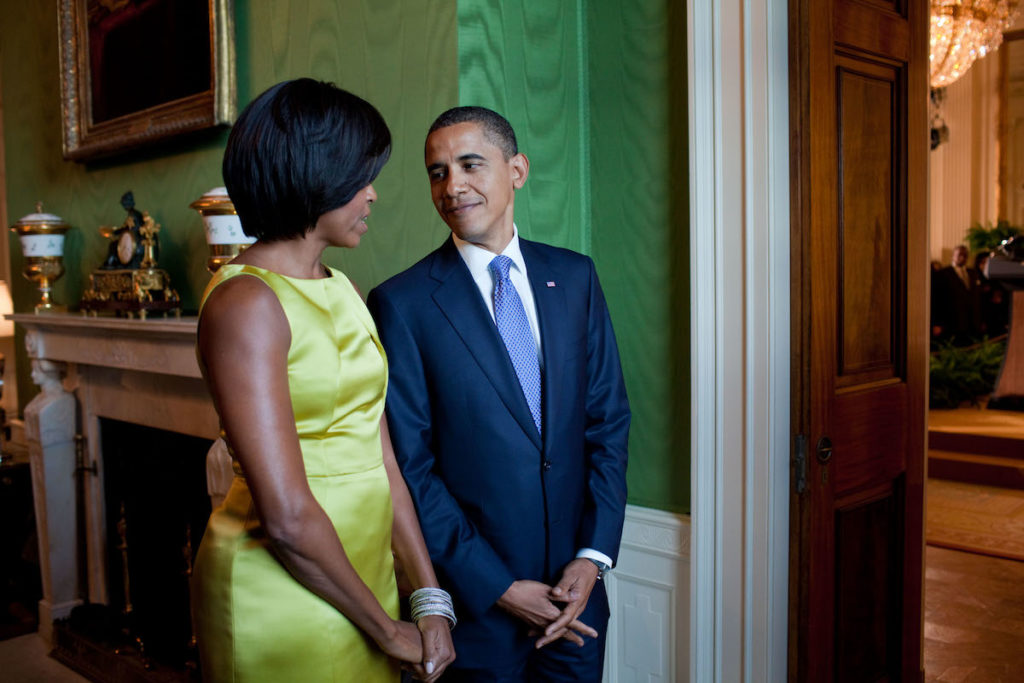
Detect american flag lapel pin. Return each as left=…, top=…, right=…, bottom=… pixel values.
left=546, top=281, right=556, bottom=288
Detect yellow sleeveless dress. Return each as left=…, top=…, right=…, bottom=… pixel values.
left=192, top=264, right=400, bottom=682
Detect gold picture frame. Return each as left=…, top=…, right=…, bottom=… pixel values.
left=58, top=0, right=236, bottom=162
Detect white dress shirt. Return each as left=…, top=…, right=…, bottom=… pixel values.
left=453, top=225, right=542, bottom=362
left=453, top=226, right=614, bottom=572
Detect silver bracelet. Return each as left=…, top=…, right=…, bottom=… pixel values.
left=409, top=587, right=457, bottom=630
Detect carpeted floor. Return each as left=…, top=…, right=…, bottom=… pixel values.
left=0, top=633, right=89, bottom=683
left=927, top=478, right=1024, bottom=562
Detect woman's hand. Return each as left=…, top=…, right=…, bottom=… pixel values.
left=410, top=615, right=455, bottom=682
left=379, top=418, right=455, bottom=679
left=377, top=619, right=422, bottom=664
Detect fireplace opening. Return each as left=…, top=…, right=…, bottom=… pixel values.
left=0, top=448, right=41, bottom=641
left=54, top=419, right=213, bottom=682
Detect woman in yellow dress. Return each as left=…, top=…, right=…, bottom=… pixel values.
left=191, top=79, right=455, bottom=682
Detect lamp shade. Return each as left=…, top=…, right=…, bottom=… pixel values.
left=0, top=281, right=13, bottom=338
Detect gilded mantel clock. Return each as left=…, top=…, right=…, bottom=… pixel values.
left=81, top=192, right=180, bottom=319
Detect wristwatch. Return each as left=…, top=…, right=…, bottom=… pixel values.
left=585, top=558, right=612, bottom=581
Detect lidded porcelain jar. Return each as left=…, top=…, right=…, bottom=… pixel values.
left=189, top=187, right=255, bottom=273
left=9, top=202, right=72, bottom=313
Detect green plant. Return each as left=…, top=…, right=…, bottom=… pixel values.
left=965, top=220, right=1021, bottom=253
left=929, top=337, right=1007, bottom=409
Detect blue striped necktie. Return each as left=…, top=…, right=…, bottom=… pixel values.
left=488, top=255, right=542, bottom=434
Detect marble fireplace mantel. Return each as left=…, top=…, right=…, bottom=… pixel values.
left=10, top=313, right=204, bottom=380
left=10, top=313, right=219, bottom=643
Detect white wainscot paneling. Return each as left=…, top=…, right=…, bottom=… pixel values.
left=604, top=505, right=690, bottom=683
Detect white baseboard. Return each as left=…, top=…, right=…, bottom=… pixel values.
left=604, top=504, right=690, bottom=682
left=36, top=598, right=81, bottom=645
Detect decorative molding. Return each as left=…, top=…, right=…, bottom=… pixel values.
left=687, top=0, right=720, bottom=676
left=688, top=0, right=791, bottom=681
left=620, top=504, right=690, bottom=558
left=604, top=505, right=689, bottom=682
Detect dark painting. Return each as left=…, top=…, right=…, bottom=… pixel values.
left=87, top=0, right=212, bottom=124
left=60, top=0, right=235, bottom=161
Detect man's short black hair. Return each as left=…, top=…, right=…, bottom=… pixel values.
left=223, top=78, right=391, bottom=242
left=427, top=106, right=518, bottom=160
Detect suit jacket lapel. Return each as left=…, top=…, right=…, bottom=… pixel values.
left=522, top=240, right=568, bottom=454
left=430, top=238, right=543, bottom=450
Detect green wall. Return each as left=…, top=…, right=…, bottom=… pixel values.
left=457, top=0, right=591, bottom=253
left=1, top=0, right=688, bottom=513
left=589, top=1, right=689, bottom=512
left=457, top=0, right=689, bottom=512
left=0, top=0, right=458, bottom=413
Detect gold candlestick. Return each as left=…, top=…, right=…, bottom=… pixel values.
left=10, top=202, right=72, bottom=313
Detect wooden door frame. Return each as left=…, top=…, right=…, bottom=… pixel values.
left=784, top=0, right=928, bottom=680
left=687, top=1, right=791, bottom=680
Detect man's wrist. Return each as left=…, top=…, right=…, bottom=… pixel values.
left=496, top=579, right=522, bottom=612
left=575, top=548, right=614, bottom=578
left=582, top=557, right=611, bottom=581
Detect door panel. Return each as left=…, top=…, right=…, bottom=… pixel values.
left=837, top=57, right=899, bottom=382
left=790, top=0, right=927, bottom=680
left=834, top=484, right=903, bottom=683
left=833, top=384, right=908, bottom=492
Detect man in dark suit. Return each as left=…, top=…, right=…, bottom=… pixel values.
left=367, top=107, right=630, bottom=681
left=933, top=244, right=982, bottom=344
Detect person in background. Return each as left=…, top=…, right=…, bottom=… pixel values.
left=191, top=78, right=454, bottom=683
left=933, top=244, right=982, bottom=344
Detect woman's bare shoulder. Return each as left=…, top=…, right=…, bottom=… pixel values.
left=200, top=274, right=289, bottom=350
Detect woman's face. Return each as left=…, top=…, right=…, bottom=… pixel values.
left=314, top=183, right=378, bottom=248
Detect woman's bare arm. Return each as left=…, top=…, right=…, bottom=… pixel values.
left=380, top=416, right=455, bottom=680
left=198, top=276, right=421, bottom=663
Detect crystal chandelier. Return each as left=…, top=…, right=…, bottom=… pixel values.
left=930, top=0, right=1022, bottom=88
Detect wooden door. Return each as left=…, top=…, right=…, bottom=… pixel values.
left=789, top=0, right=928, bottom=681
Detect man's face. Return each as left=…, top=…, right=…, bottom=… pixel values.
left=425, top=122, right=528, bottom=254
left=953, top=246, right=968, bottom=266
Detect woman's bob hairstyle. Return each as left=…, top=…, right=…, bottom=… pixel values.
left=223, top=78, right=391, bottom=242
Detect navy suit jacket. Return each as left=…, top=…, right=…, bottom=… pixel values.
left=367, top=236, right=629, bottom=667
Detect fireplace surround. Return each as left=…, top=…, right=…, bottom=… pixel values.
left=10, top=313, right=218, bottom=646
